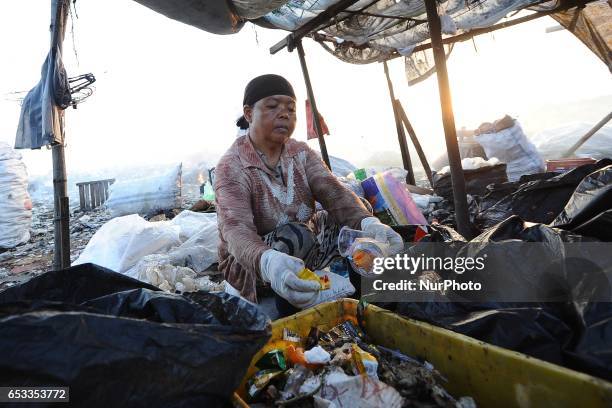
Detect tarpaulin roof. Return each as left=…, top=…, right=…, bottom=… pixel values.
left=131, top=1, right=561, bottom=55
left=132, top=0, right=607, bottom=84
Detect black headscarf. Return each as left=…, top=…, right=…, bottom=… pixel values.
left=236, top=74, right=296, bottom=129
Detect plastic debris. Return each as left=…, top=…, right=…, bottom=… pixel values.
left=244, top=318, right=474, bottom=407
left=304, top=346, right=331, bottom=365
left=298, top=268, right=331, bottom=290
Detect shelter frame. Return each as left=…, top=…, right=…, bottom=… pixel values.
left=268, top=0, right=596, bottom=238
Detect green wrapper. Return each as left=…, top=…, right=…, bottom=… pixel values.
left=255, top=349, right=287, bottom=371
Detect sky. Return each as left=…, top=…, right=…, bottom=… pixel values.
left=1, top=0, right=611, bottom=180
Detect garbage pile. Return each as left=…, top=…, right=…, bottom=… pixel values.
left=74, top=210, right=222, bottom=293
left=244, top=319, right=475, bottom=407
left=0, top=203, right=113, bottom=289
left=336, top=145, right=612, bottom=381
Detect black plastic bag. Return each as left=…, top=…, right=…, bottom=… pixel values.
left=396, top=217, right=612, bottom=380
left=0, top=263, right=271, bottom=407
left=552, top=165, right=612, bottom=240
left=433, top=163, right=508, bottom=201
left=476, top=159, right=612, bottom=229
left=396, top=301, right=574, bottom=366
left=477, top=171, right=558, bottom=212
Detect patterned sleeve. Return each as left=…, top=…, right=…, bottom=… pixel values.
left=214, top=155, right=270, bottom=275
left=303, top=147, right=371, bottom=229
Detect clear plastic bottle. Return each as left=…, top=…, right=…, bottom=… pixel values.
left=338, top=227, right=389, bottom=276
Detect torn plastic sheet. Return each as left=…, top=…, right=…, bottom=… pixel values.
left=314, top=0, right=547, bottom=59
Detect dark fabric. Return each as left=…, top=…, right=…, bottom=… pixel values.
left=262, top=210, right=341, bottom=272
left=237, top=74, right=296, bottom=129
left=132, top=0, right=245, bottom=35
left=243, top=74, right=295, bottom=106
left=274, top=294, right=300, bottom=318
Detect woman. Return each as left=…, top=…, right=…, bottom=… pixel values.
left=214, top=74, right=403, bottom=315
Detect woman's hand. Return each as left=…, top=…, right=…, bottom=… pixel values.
left=361, top=217, right=404, bottom=255
left=260, top=249, right=320, bottom=307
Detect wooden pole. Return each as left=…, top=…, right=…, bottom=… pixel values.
left=425, top=0, right=471, bottom=239
left=84, top=185, right=90, bottom=211
left=78, top=184, right=85, bottom=211
left=395, top=99, right=434, bottom=186
left=52, top=0, right=70, bottom=270
left=383, top=61, right=416, bottom=185
left=52, top=143, right=70, bottom=270
left=563, top=111, right=612, bottom=157
left=296, top=40, right=331, bottom=169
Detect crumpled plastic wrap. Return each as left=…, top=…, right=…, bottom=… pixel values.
left=128, top=254, right=224, bottom=293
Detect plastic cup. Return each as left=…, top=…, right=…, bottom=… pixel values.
left=338, top=227, right=370, bottom=257
left=337, top=226, right=390, bottom=276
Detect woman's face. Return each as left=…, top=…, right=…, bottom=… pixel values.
left=245, top=95, right=297, bottom=144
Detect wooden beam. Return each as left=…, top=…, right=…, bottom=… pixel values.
left=563, top=111, right=612, bottom=157
left=383, top=61, right=416, bottom=184
left=395, top=99, right=434, bottom=186
left=425, top=0, right=471, bottom=238
left=270, top=0, right=360, bottom=54
left=52, top=143, right=71, bottom=269
left=296, top=40, right=331, bottom=169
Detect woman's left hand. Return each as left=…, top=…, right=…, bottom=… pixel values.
left=361, top=217, right=404, bottom=255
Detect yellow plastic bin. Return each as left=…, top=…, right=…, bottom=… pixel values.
left=233, top=299, right=612, bottom=408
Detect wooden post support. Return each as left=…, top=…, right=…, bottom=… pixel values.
left=383, top=61, right=416, bottom=185
left=296, top=40, right=331, bottom=169
left=85, top=185, right=91, bottom=211
left=78, top=184, right=85, bottom=211
left=563, top=111, right=612, bottom=157
left=395, top=99, right=434, bottom=186
left=52, top=143, right=71, bottom=270
left=101, top=182, right=107, bottom=202
left=425, top=0, right=471, bottom=239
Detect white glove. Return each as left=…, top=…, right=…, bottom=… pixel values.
left=260, top=249, right=320, bottom=308
left=361, top=217, right=404, bottom=255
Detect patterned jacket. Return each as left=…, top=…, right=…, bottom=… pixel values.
left=214, top=135, right=370, bottom=302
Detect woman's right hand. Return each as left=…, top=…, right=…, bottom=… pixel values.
left=260, top=249, right=320, bottom=307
